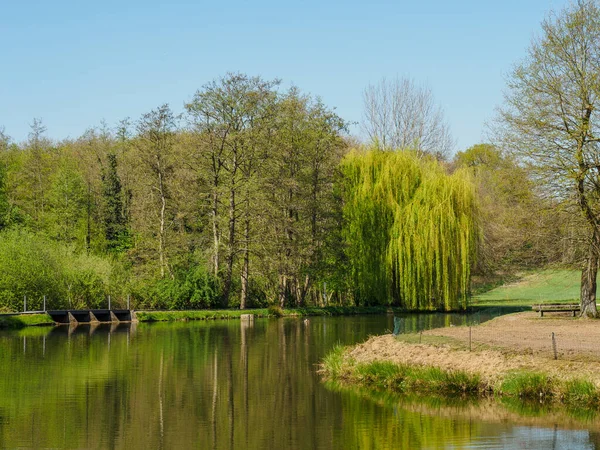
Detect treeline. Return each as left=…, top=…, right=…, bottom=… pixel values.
left=0, top=73, right=576, bottom=312
left=0, top=74, right=351, bottom=311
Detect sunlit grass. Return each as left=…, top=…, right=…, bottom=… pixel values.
left=472, top=270, right=580, bottom=307
left=0, top=313, right=54, bottom=329
left=322, top=347, right=600, bottom=411
left=323, top=355, right=483, bottom=397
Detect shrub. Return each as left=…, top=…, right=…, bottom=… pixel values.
left=139, top=263, right=221, bottom=309
left=0, top=229, right=115, bottom=311
left=268, top=304, right=284, bottom=317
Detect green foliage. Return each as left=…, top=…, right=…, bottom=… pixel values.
left=341, top=148, right=478, bottom=309
left=321, top=345, right=348, bottom=378
left=48, top=159, right=86, bottom=243
left=139, top=263, right=221, bottom=309
left=268, top=304, right=284, bottom=317
left=0, top=313, right=54, bottom=329
left=0, top=229, right=115, bottom=311
left=135, top=309, right=269, bottom=321
left=323, top=355, right=482, bottom=396
left=501, top=372, right=554, bottom=400
left=101, top=152, right=131, bottom=252
left=0, top=161, right=9, bottom=230
left=564, top=379, right=600, bottom=408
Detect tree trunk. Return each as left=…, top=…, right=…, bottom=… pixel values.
left=211, top=189, right=220, bottom=278
left=86, top=183, right=91, bottom=255
left=580, top=231, right=599, bottom=318
left=279, top=275, right=287, bottom=308
left=158, top=170, right=167, bottom=279
left=240, top=218, right=249, bottom=310
left=222, top=186, right=236, bottom=307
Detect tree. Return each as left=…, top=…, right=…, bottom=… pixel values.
left=341, top=149, right=478, bottom=309
left=263, top=89, right=347, bottom=307
left=135, top=104, right=178, bottom=279
left=497, top=0, right=600, bottom=317
left=186, top=73, right=280, bottom=307
left=362, top=77, right=454, bottom=158
left=101, top=152, right=130, bottom=252
left=453, top=144, right=548, bottom=273
left=48, top=158, right=86, bottom=243
left=23, top=118, right=52, bottom=229
left=0, top=128, right=11, bottom=229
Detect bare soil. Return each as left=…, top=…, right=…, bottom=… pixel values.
left=348, top=312, right=600, bottom=386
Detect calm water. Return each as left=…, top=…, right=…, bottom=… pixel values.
left=1, top=313, right=599, bottom=449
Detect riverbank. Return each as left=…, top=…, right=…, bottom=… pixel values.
left=0, top=313, right=55, bottom=329
left=0, top=305, right=395, bottom=329
left=321, top=312, right=600, bottom=409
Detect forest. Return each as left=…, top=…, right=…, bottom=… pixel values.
left=0, top=70, right=588, bottom=312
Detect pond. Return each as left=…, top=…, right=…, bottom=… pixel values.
left=0, top=313, right=598, bottom=449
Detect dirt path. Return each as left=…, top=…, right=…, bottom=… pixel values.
left=347, top=312, right=600, bottom=386
left=429, top=311, right=600, bottom=360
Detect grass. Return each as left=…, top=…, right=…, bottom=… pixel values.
left=321, top=346, right=600, bottom=411
left=323, top=346, right=482, bottom=396
left=394, top=333, right=465, bottom=348
left=0, top=313, right=55, bottom=329
left=471, top=269, right=581, bottom=307
left=135, top=309, right=269, bottom=322
left=500, top=372, right=554, bottom=400
left=135, top=306, right=392, bottom=323
left=0, top=305, right=394, bottom=327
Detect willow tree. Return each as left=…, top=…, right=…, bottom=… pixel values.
left=342, top=149, right=477, bottom=310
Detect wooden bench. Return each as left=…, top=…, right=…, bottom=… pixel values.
left=532, top=303, right=580, bottom=317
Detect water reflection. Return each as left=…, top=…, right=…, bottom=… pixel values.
left=0, top=314, right=597, bottom=449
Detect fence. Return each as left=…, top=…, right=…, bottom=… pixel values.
left=392, top=307, right=600, bottom=362
left=7, top=294, right=134, bottom=314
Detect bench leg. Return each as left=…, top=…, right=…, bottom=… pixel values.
left=540, top=311, right=543, bottom=318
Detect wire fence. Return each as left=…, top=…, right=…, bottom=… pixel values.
left=392, top=307, right=600, bottom=362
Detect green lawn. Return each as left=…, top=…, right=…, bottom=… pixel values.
left=472, top=270, right=581, bottom=307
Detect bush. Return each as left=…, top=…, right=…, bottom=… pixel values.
left=0, top=229, right=115, bottom=311
left=139, top=263, right=221, bottom=309
left=268, top=304, right=284, bottom=317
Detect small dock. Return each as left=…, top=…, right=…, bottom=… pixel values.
left=47, top=310, right=137, bottom=325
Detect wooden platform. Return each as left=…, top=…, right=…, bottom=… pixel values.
left=532, top=303, right=580, bottom=317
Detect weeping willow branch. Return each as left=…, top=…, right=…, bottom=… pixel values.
left=341, top=148, right=478, bottom=310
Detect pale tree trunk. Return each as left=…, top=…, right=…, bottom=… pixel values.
left=279, top=275, right=287, bottom=308
left=222, top=186, right=236, bottom=306
left=580, top=230, right=599, bottom=318
left=240, top=217, right=249, bottom=310
left=158, top=169, right=168, bottom=279
left=211, top=189, right=220, bottom=278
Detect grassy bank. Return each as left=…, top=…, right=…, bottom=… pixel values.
left=321, top=343, right=600, bottom=411
left=0, top=313, right=55, bottom=329
left=471, top=269, right=580, bottom=307
left=136, top=306, right=393, bottom=322
left=0, top=306, right=394, bottom=328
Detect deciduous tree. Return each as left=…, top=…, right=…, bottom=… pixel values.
left=497, top=0, right=600, bottom=317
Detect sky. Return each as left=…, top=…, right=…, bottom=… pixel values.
left=0, top=0, right=569, bottom=152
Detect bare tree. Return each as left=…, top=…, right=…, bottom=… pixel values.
left=496, top=0, right=600, bottom=317
left=361, top=77, right=454, bottom=158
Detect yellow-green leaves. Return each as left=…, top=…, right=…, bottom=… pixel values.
left=341, top=148, right=478, bottom=310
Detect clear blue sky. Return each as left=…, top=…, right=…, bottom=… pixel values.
left=0, top=0, right=568, bottom=152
